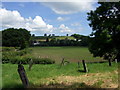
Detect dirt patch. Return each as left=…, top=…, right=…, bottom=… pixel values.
left=37, top=70, right=118, bottom=88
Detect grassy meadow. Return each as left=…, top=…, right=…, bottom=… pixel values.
left=1, top=46, right=119, bottom=88
left=36, top=36, right=75, bottom=42
left=29, top=47, right=104, bottom=63
left=2, top=62, right=118, bottom=88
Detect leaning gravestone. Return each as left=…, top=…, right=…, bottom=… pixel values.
left=18, top=64, right=29, bottom=88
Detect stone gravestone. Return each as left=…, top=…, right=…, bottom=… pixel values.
left=18, top=64, right=29, bottom=88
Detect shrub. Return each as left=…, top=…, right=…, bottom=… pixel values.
left=32, top=57, right=55, bottom=64
left=2, top=47, right=15, bottom=52
left=2, top=54, right=55, bottom=64
left=2, top=47, right=54, bottom=64
left=2, top=53, right=10, bottom=64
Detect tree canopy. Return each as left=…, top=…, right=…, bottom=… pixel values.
left=2, top=28, right=31, bottom=49
left=87, top=2, right=120, bottom=61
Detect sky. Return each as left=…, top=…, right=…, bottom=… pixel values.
left=0, top=1, right=99, bottom=36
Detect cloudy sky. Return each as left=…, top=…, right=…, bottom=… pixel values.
left=0, top=1, right=99, bottom=36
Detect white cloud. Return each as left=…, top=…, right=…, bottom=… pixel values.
left=19, top=4, right=25, bottom=7
left=0, top=8, right=86, bottom=35
left=0, top=8, right=54, bottom=34
left=57, top=16, right=69, bottom=21
left=59, top=24, right=73, bottom=33
left=42, top=1, right=96, bottom=14
left=71, top=23, right=81, bottom=27
left=57, top=17, right=64, bottom=21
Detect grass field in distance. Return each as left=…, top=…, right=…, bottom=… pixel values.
left=28, top=47, right=104, bottom=63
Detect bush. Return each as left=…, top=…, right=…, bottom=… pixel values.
left=2, top=47, right=55, bottom=64
left=2, top=54, right=55, bottom=64
left=10, top=56, right=29, bottom=64
left=2, top=53, right=10, bottom=64
left=2, top=47, right=15, bottom=52
left=2, top=47, right=31, bottom=64
left=32, top=58, right=55, bottom=64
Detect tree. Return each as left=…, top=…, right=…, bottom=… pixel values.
left=71, top=34, right=81, bottom=41
left=2, top=28, right=31, bottom=49
left=44, top=33, right=47, bottom=37
left=87, top=2, right=120, bottom=61
left=52, top=34, right=55, bottom=37
left=80, top=36, right=89, bottom=46
left=46, top=37, right=49, bottom=42
left=71, top=34, right=89, bottom=46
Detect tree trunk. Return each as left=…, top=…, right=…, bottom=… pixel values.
left=116, top=53, right=120, bottom=62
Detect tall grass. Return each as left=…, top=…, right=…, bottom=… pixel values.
left=2, top=62, right=118, bottom=88
left=29, top=47, right=105, bottom=63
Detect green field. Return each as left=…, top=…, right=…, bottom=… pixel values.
left=28, top=47, right=104, bottom=63
left=36, top=36, right=75, bottom=41
left=2, top=62, right=118, bottom=88
left=1, top=47, right=119, bottom=88
left=55, top=36, right=75, bottom=40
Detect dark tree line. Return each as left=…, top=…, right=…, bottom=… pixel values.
left=2, top=28, right=31, bottom=49
left=33, top=34, right=89, bottom=47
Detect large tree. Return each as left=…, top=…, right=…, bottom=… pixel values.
left=2, top=28, right=31, bottom=49
left=87, top=2, right=120, bottom=61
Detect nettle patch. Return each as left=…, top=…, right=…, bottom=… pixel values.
left=2, top=47, right=55, bottom=64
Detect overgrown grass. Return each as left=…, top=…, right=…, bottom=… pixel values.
left=1, top=47, right=119, bottom=88
left=29, top=47, right=105, bottom=63
left=2, top=47, right=55, bottom=64
left=2, top=62, right=118, bottom=88
left=2, top=47, right=105, bottom=63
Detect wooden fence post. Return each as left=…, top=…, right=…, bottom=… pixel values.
left=60, top=58, right=65, bottom=67
left=115, top=59, right=118, bottom=63
left=18, top=64, right=29, bottom=88
left=108, top=59, right=112, bottom=66
left=29, top=59, right=33, bottom=71
left=82, top=60, right=88, bottom=73
left=78, top=62, right=80, bottom=68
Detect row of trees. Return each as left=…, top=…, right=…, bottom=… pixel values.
left=2, top=28, right=31, bottom=49
left=2, top=28, right=89, bottom=48
left=31, top=34, right=89, bottom=46
left=37, top=38, right=89, bottom=47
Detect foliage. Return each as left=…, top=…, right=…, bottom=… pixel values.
left=87, top=2, right=120, bottom=61
left=33, top=34, right=89, bottom=46
left=71, top=34, right=81, bottom=41
left=2, top=47, right=55, bottom=64
left=2, top=28, right=31, bottom=49
left=32, top=57, right=55, bottom=64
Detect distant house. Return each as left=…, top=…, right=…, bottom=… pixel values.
left=73, top=39, right=81, bottom=41
left=33, top=41, right=40, bottom=45
left=78, top=39, right=81, bottom=41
